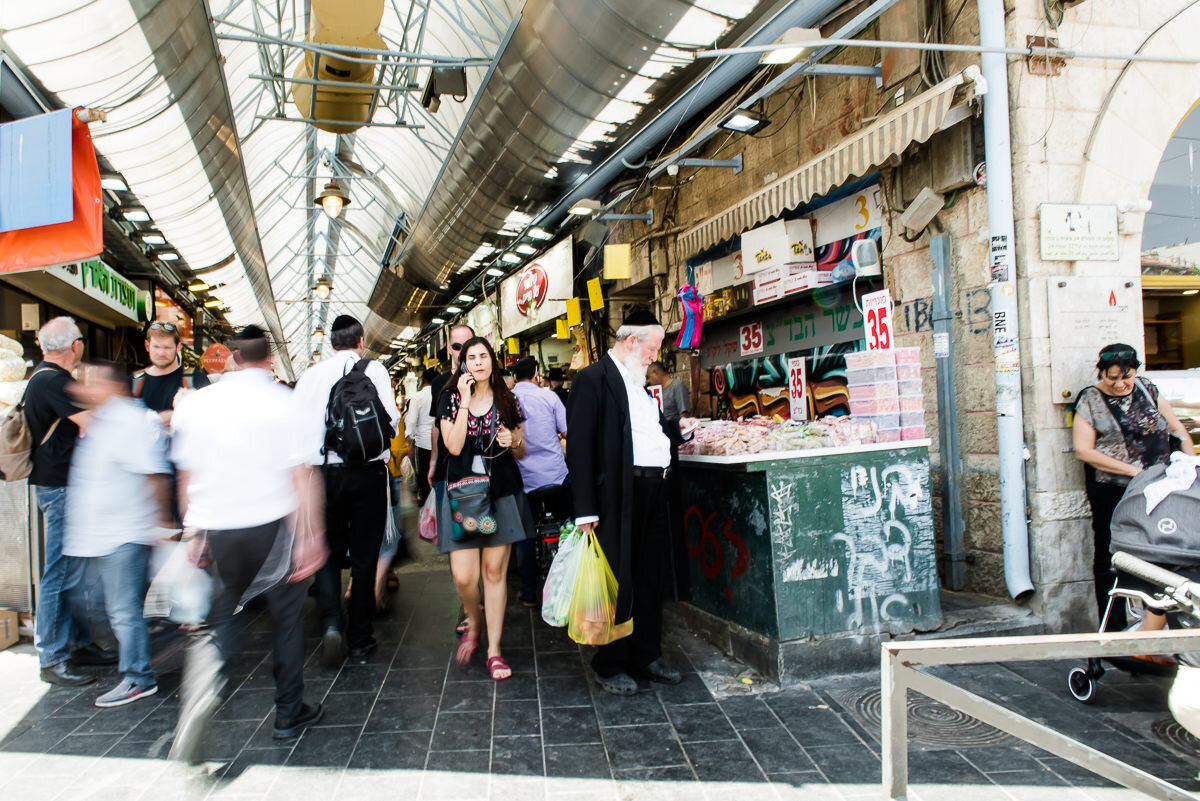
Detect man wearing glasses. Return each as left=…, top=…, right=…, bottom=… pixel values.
left=27, top=317, right=114, bottom=685
left=132, top=322, right=210, bottom=425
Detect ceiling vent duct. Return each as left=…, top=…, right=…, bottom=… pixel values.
left=290, top=0, right=385, bottom=134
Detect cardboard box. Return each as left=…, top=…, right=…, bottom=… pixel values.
left=0, top=610, right=18, bottom=651
left=741, top=219, right=817, bottom=274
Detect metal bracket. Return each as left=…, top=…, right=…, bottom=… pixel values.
left=1026, top=35, right=1066, bottom=75
left=597, top=210, right=654, bottom=225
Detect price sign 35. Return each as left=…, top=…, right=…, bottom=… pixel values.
left=861, top=289, right=893, bottom=351
left=739, top=322, right=764, bottom=356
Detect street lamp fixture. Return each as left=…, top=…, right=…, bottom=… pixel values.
left=313, top=274, right=333, bottom=300
left=316, top=180, right=350, bottom=220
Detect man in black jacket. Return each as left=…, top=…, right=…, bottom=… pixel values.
left=566, top=309, right=694, bottom=695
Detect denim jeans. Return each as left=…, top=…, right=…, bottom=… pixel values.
left=34, top=486, right=90, bottom=668
left=93, top=543, right=155, bottom=686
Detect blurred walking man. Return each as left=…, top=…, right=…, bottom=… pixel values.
left=65, top=362, right=171, bottom=707
left=170, top=326, right=326, bottom=762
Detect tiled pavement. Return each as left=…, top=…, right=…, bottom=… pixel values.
left=1, top=557, right=1199, bottom=801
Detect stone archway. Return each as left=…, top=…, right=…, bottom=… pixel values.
left=1077, top=2, right=1200, bottom=246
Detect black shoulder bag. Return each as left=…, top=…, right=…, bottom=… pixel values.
left=446, top=407, right=499, bottom=541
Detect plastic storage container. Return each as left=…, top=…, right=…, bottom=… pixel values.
left=898, top=379, right=922, bottom=396
left=898, top=395, right=924, bottom=411
left=900, top=410, right=924, bottom=427
left=896, top=363, right=921, bottom=380
left=900, top=425, right=926, bottom=441
left=877, top=428, right=902, bottom=443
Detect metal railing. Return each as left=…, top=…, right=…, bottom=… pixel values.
left=881, top=628, right=1200, bottom=801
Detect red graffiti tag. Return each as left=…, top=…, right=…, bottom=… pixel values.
left=684, top=505, right=750, bottom=600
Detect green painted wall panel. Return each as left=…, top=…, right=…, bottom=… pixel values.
left=679, top=469, right=777, bottom=639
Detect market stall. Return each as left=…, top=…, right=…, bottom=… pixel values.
left=669, top=184, right=941, bottom=682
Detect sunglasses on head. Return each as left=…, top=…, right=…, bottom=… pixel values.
left=148, top=322, right=178, bottom=332
left=1099, top=349, right=1136, bottom=364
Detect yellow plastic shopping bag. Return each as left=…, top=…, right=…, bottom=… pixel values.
left=567, top=530, right=633, bottom=646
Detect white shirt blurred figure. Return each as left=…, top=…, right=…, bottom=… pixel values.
left=64, top=361, right=171, bottom=709
left=168, top=325, right=325, bottom=764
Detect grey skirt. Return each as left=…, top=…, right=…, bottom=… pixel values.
left=438, top=490, right=534, bottom=553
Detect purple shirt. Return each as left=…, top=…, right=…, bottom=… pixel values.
left=511, top=380, right=568, bottom=491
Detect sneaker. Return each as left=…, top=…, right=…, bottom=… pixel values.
left=95, top=679, right=158, bottom=708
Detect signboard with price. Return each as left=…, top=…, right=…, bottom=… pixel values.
left=648, top=385, right=663, bottom=410
left=861, top=289, right=893, bottom=351
left=787, top=357, right=807, bottom=421
left=739, top=322, right=764, bottom=356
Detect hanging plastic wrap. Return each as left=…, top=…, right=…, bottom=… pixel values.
left=674, top=284, right=704, bottom=349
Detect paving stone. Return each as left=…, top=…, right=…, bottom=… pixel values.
left=736, top=727, right=816, bottom=774
left=426, top=748, right=490, bottom=774
left=313, top=691, right=376, bottom=728
left=536, top=651, right=586, bottom=678
left=493, top=699, right=541, bottom=737
left=664, top=703, right=736, bottom=742
left=285, top=724, right=359, bottom=768
left=440, top=681, right=495, bottom=713
left=543, top=743, right=612, bottom=779
left=491, top=734, right=544, bottom=776
left=381, top=668, right=447, bottom=699
left=602, top=723, right=687, bottom=771
left=591, top=691, right=668, bottom=727
left=348, top=730, right=431, bottom=771
left=365, top=696, right=441, bottom=732
left=431, top=710, right=492, bottom=752
left=682, top=739, right=767, bottom=783
left=541, top=705, right=600, bottom=746
left=538, top=676, right=593, bottom=709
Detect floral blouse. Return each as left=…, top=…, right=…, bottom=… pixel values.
left=438, top=390, right=526, bottom=437
left=1076, top=378, right=1170, bottom=486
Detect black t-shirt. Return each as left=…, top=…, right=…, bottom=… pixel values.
left=26, top=363, right=83, bottom=487
left=134, top=366, right=210, bottom=413
left=429, top=371, right=454, bottom=481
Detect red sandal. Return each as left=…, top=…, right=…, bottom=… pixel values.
left=486, top=656, right=512, bottom=681
left=455, top=628, right=479, bottom=667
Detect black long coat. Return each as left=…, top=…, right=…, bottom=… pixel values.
left=565, top=354, right=690, bottom=624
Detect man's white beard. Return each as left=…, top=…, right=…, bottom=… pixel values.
left=615, top=349, right=648, bottom=384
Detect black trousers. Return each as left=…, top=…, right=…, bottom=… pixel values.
left=1086, top=479, right=1127, bottom=631
left=415, top=447, right=432, bottom=504
left=179, top=520, right=305, bottom=729
left=317, top=462, right=388, bottom=648
left=592, top=474, right=669, bottom=678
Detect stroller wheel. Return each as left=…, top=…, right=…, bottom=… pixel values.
left=1068, top=666, right=1097, bottom=703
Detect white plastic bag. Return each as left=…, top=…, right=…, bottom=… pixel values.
left=145, top=540, right=212, bottom=625
left=418, top=490, right=438, bottom=543
left=541, top=524, right=585, bottom=627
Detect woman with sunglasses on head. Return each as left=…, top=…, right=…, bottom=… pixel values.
left=436, top=337, right=533, bottom=680
left=1073, top=343, right=1195, bottom=630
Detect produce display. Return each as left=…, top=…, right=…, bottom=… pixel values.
left=0, top=334, right=28, bottom=419
left=680, top=415, right=878, bottom=456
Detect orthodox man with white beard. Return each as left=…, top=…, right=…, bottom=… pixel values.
left=565, top=309, right=697, bottom=696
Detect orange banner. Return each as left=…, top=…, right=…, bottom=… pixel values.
left=0, top=110, right=103, bottom=274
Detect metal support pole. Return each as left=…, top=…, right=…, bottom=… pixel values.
left=978, top=0, right=1033, bottom=600
left=931, top=235, right=967, bottom=590
left=880, top=648, right=908, bottom=801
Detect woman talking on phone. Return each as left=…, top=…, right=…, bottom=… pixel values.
left=436, top=337, right=533, bottom=680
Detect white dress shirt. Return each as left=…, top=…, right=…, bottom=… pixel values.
left=405, top=384, right=434, bottom=450
left=171, top=368, right=300, bottom=531
left=290, top=349, right=400, bottom=466
left=609, top=352, right=672, bottom=469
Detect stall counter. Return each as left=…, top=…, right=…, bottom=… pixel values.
left=674, top=440, right=941, bottom=680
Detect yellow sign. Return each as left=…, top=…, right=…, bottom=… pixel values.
left=506, top=337, right=520, bottom=355
left=566, top=298, right=582, bottom=327
left=587, top=277, right=604, bottom=312
left=603, top=243, right=632, bottom=280
left=556, top=318, right=569, bottom=339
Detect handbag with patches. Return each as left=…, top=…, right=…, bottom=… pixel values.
left=446, top=408, right=499, bottom=541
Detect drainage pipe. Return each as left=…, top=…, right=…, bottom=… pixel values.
left=977, top=0, right=1033, bottom=600
left=536, top=0, right=847, bottom=227
left=931, top=234, right=967, bottom=590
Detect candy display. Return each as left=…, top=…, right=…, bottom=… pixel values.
left=680, top=415, right=879, bottom=456
left=846, top=347, right=925, bottom=442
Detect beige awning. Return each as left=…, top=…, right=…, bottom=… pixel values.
left=679, top=72, right=967, bottom=257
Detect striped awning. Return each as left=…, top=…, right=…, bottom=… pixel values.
left=679, top=71, right=967, bottom=257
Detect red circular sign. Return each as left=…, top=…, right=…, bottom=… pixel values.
left=201, top=343, right=232, bottom=374
left=515, top=263, right=549, bottom=317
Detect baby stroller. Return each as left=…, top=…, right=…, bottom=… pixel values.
left=1068, top=455, right=1200, bottom=703
left=1098, top=552, right=1200, bottom=738
left=527, top=483, right=572, bottom=581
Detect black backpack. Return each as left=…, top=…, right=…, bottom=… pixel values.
left=324, top=359, right=390, bottom=464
